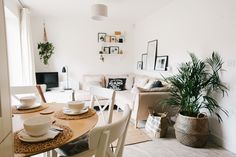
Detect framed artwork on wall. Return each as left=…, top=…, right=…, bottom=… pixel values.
left=103, top=47, right=110, bottom=54
left=110, top=46, right=119, bottom=54
left=146, top=40, right=158, bottom=70
left=141, top=53, right=147, bottom=70
left=155, top=55, right=168, bottom=71
left=110, top=36, right=116, bottom=43
left=137, top=61, right=143, bottom=70
left=98, top=33, right=106, bottom=42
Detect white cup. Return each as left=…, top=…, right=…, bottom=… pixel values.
left=24, top=116, right=51, bottom=137
left=67, top=101, right=85, bottom=112
left=19, top=96, right=36, bottom=107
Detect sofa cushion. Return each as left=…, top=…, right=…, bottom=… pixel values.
left=133, top=75, right=149, bottom=88
left=115, top=90, right=134, bottom=107
left=83, top=75, right=105, bottom=90
left=131, top=86, right=170, bottom=93
left=107, top=78, right=126, bottom=91
left=105, top=74, right=133, bottom=90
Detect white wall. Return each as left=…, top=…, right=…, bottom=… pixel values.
left=4, top=0, right=20, bottom=17
left=31, top=17, right=135, bottom=89
left=133, top=0, right=236, bottom=153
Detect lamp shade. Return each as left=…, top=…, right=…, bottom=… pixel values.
left=62, top=67, right=66, bottom=73
left=91, top=4, right=108, bottom=20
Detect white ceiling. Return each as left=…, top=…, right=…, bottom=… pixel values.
left=21, top=0, right=173, bottom=23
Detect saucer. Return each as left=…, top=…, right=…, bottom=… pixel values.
left=18, top=129, right=60, bottom=143
left=63, top=107, right=89, bottom=115
left=16, top=103, right=41, bottom=110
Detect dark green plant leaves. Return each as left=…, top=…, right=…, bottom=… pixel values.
left=38, top=42, right=54, bottom=65
left=163, top=52, right=228, bottom=122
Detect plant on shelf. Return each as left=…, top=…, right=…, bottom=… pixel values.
left=38, top=42, right=54, bottom=65
left=38, top=23, right=55, bottom=65
left=162, top=52, right=228, bottom=147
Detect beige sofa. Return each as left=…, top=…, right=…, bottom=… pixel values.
left=77, top=74, right=174, bottom=128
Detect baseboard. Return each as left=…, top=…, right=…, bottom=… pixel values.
left=210, top=133, right=223, bottom=146
left=210, top=133, right=236, bottom=154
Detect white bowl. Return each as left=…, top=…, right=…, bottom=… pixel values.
left=67, top=101, right=85, bottom=112
left=20, top=96, right=36, bottom=107
left=23, top=116, right=51, bottom=137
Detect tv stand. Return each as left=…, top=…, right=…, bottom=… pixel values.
left=44, top=88, right=74, bottom=103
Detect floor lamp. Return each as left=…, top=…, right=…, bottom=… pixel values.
left=62, top=66, right=72, bottom=90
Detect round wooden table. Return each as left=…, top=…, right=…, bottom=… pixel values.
left=13, top=103, right=98, bottom=157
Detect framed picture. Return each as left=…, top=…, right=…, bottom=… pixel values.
left=105, top=35, right=111, bottom=42
left=110, top=36, right=116, bottom=43
left=103, top=47, right=110, bottom=54
left=98, top=33, right=106, bottom=42
left=110, top=46, right=119, bottom=54
left=118, top=36, right=125, bottom=43
left=137, top=61, right=143, bottom=70
left=146, top=40, right=158, bottom=70
left=155, top=55, right=168, bottom=71
left=141, top=53, right=147, bottom=70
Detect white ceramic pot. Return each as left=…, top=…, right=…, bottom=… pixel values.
left=19, top=96, right=36, bottom=107
left=24, top=116, right=51, bottom=137
left=67, top=101, right=85, bottom=112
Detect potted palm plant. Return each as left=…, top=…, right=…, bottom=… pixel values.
left=163, top=52, right=228, bottom=147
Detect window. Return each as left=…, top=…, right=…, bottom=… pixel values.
left=4, top=7, right=23, bottom=86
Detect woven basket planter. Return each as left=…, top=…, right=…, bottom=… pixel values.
left=174, top=113, right=209, bottom=148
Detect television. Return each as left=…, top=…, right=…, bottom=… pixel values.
left=36, top=72, right=59, bottom=91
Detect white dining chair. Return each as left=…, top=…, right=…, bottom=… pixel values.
left=10, top=84, right=47, bottom=104
left=57, top=104, right=131, bottom=157
left=89, top=86, right=115, bottom=124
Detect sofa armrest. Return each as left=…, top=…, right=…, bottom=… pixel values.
left=132, top=91, right=177, bottom=122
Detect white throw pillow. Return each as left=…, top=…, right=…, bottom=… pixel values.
left=84, top=81, right=102, bottom=91
left=133, top=76, right=149, bottom=88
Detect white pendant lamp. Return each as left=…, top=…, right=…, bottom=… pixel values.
left=91, top=4, right=108, bottom=20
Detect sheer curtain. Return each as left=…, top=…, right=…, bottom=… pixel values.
left=20, top=8, right=36, bottom=85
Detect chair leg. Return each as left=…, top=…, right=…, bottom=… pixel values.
left=135, top=121, right=138, bottom=128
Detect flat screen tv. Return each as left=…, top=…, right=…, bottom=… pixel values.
left=36, top=72, right=59, bottom=90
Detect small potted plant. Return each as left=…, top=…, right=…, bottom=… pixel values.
left=38, top=23, right=54, bottom=65
left=38, top=42, right=54, bottom=65
left=163, top=52, right=228, bottom=147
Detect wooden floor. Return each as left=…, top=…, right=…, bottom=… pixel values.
left=124, top=127, right=236, bottom=157
left=33, top=110, right=236, bottom=157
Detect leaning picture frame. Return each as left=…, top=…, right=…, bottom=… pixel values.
left=137, top=61, right=143, bottom=70
left=146, top=40, right=158, bottom=70
left=141, top=53, right=147, bottom=70
left=103, top=47, right=110, bottom=54
left=110, top=46, right=119, bottom=54
left=98, top=33, right=106, bottom=42
left=155, top=55, right=168, bottom=71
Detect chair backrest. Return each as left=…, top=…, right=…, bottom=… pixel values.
left=10, top=85, right=47, bottom=104
left=88, top=105, right=131, bottom=157
left=89, top=86, right=115, bottom=124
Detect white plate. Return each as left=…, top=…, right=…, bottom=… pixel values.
left=16, top=103, right=41, bottom=110
left=63, top=107, right=89, bottom=115
left=18, top=129, right=60, bottom=143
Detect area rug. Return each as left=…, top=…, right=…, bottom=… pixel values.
left=98, top=111, right=152, bottom=146
left=124, top=123, right=152, bottom=146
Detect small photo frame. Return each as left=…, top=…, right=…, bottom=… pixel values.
left=98, top=33, right=106, bottom=42
left=141, top=53, right=147, bottom=70
left=110, top=36, right=116, bottom=43
left=155, top=55, right=168, bottom=71
left=110, top=46, right=119, bottom=54
left=118, top=36, right=125, bottom=43
left=103, top=47, right=110, bottom=54
left=137, top=61, right=143, bottom=70
left=105, top=35, right=111, bottom=42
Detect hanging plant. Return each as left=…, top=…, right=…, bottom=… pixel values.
left=38, top=42, right=54, bottom=65
left=38, top=23, right=55, bottom=65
